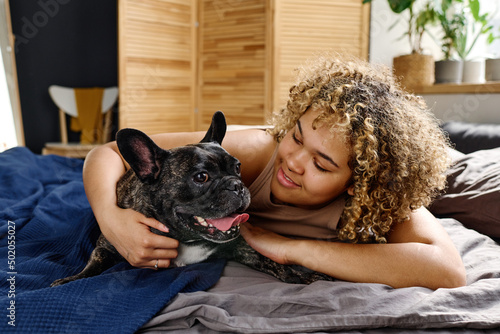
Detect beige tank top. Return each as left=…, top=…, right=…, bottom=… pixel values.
left=247, top=147, right=345, bottom=240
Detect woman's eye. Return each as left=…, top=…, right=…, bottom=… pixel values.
left=193, top=172, right=209, bottom=183
left=314, top=161, right=329, bottom=173
left=292, top=132, right=302, bottom=145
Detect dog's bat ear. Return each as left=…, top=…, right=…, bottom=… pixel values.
left=116, top=128, right=164, bottom=183
left=200, top=111, right=226, bottom=145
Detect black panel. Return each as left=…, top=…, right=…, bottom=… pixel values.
left=9, top=0, right=118, bottom=153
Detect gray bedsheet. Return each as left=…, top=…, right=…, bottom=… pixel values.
left=138, top=219, right=500, bottom=333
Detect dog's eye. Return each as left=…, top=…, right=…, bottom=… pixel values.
left=235, top=163, right=241, bottom=175
left=193, top=172, right=209, bottom=184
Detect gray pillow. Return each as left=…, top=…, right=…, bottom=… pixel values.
left=442, top=121, right=500, bottom=154
left=429, top=147, right=500, bottom=238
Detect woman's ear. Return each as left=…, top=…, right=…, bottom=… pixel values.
left=347, top=184, right=355, bottom=196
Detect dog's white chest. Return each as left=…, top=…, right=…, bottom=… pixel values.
left=173, top=243, right=215, bottom=267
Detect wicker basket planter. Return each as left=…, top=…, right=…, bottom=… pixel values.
left=393, top=54, right=435, bottom=92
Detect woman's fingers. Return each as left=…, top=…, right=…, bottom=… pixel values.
left=139, top=215, right=170, bottom=234
left=149, top=258, right=174, bottom=270
left=146, top=246, right=180, bottom=269
left=124, top=228, right=179, bottom=268
left=104, top=208, right=180, bottom=269
left=240, top=224, right=292, bottom=265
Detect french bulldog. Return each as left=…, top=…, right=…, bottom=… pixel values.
left=51, top=111, right=333, bottom=286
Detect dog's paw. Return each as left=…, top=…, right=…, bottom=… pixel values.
left=50, top=276, right=77, bottom=287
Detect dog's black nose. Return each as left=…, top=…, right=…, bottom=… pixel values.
left=229, top=179, right=243, bottom=193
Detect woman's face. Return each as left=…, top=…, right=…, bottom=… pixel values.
left=271, top=109, right=354, bottom=209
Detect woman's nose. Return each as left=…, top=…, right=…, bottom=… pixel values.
left=287, top=149, right=306, bottom=175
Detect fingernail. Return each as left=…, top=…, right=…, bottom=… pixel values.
left=160, top=225, right=169, bottom=233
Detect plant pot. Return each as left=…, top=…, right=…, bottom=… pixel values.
left=462, top=60, right=485, bottom=84
left=435, top=60, right=463, bottom=84
left=485, top=58, right=500, bottom=81
left=393, top=54, right=434, bottom=92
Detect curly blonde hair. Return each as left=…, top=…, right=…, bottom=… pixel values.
left=268, top=53, right=451, bottom=243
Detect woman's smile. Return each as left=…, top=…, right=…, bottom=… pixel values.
left=276, top=167, right=300, bottom=188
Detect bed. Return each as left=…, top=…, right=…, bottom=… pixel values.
left=1, top=121, right=500, bottom=333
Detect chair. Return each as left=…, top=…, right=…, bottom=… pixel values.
left=42, top=85, right=118, bottom=158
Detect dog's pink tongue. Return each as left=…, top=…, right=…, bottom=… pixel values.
left=206, top=213, right=249, bottom=232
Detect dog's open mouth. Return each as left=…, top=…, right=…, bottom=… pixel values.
left=192, top=213, right=249, bottom=242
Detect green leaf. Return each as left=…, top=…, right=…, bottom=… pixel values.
left=487, top=33, right=494, bottom=44
left=469, top=0, right=480, bottom=21
left=388, top=17, right=401, bottom=31
left=388, top=0, right=413, bottom=14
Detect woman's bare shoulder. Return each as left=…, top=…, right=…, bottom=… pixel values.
left=223, top=129, right=277, bottom=186
left=149, top=128, right=276, bottom=186
left=149, top=131, right=206, bottom=149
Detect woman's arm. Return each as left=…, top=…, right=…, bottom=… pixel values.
left=240, top=207, right=466, bottom=289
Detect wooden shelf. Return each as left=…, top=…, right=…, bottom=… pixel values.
left=413, top=82, right=500, bottom=94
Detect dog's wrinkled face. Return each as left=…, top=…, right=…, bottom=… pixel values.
left=116, top=111, right=251, bottom=244
left=163, top=142, right=250, bottom=242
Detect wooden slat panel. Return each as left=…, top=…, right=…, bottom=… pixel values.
left=119, top=0, right=196, bottom=134
left=197, top=0, right=268, bottom=129
left=272, top=0, right=370, bottom=110
left=118, top=0, right=370, bottom=132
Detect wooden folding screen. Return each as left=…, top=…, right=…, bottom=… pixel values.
left=197, top=0, right=269, bottom=128
left=119, top=0, right=370, bottom=133
left=272, top=0, right=370, bottom=109
left=118, top=0, right=197, bottom=133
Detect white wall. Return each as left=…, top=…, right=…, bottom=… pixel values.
left=369, top=0, right=500, bottom=124
left=0, top=48, right=17, bottom=151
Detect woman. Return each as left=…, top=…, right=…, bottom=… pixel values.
left=83, top=54, right=466, bottom=289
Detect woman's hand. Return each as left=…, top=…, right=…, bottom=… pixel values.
left=99, top=206, right=179, bottom=269
left=239, top=224, right=295, bottom=265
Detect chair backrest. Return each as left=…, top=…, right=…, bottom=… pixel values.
left=48, top=85, right=119, bottom=117
left=48, top=85, right=118, bottom=144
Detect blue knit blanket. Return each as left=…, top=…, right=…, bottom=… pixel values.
left=0, top=147, right=225, bottom=333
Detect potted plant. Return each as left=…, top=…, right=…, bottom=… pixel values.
left=458, top=0, right=498, bottom=83
left=363, top=0, right=437, bottom=91
left=432, top=0, right=465, bottom=83
left=433, top=0, right=499, bottom=83
left=486, top=56, right=500, bottom=81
